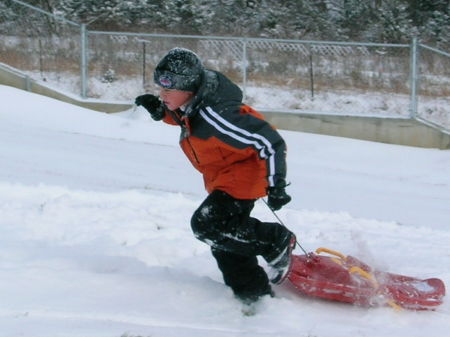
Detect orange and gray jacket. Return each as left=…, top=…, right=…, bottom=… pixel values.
left=162, top=70, right=287, bottom=200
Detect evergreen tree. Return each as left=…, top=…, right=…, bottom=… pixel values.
left=326, top=0, right=376, bottom=40
left=371, top=0, right=414, bottom=43
left=405, top=0, right=450, bottom=47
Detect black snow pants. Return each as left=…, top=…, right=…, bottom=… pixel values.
left=190, top=190, right=292, bottom=300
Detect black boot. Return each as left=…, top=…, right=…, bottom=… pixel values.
left=267, top=233, right=296, bottom=284
left=211, top=248, right=273, bottom=304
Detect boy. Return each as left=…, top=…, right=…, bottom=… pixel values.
left=135, top=48, right=296, bottom=304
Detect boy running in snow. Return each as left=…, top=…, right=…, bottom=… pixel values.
left=135, top=48, right=296, bottom=304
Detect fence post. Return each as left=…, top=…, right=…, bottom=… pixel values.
left=242, top=38, right=247, bottom=101
left=25, top=75, right=32, bottom=91
left=309, top=45, right=315, bottom=100
left=409, top=36, right=419, bottom=118
left=142, top=41, right=146, bottom=89
left=80, top=23, right=88, bottom=98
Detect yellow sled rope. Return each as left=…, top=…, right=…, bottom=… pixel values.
left=315, top=247, right=402, bottom=311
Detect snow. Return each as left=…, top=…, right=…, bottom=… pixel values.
left=0, top=84, right=449, bottom=337
left=22, top=70, right=450, bottom=129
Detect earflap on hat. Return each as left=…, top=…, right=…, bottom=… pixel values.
left=154, top=48, right=204, bottom=92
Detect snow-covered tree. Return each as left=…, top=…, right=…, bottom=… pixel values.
left=1, top=0, right=449, bottom=47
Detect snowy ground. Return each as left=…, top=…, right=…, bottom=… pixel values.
left=0, top=84, right=449, bottom=337
left=24, top=70, right=450, bottom=130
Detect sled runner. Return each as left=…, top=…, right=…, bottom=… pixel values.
left=287, top=247, right=446, bottom=310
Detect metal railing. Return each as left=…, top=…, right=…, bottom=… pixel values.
left=1, top=0, right=449, bottom=131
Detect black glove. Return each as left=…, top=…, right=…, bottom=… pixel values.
left=135, top=94, right=165, bottom=121
left=267, top=186, right=291, bottom=211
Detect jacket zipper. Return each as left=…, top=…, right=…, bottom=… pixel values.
left=185, top=135, right=200, bottom=164
left=180, top=117, right=200, bottom=165
left=167, top=109, right=201, bottom=165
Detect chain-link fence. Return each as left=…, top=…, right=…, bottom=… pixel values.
left=0, top=0, right=82, bottom=91
left=416, top=44, right=450, bottom=129
left=1, top=0, right=449, bottom=130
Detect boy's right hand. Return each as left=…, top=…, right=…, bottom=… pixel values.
left=267, top=187, right=291, bottom=211
left=135, top=94, right=165, bottom=121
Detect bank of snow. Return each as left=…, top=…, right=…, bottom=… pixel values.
left=0, top=85, right=449, bottom=337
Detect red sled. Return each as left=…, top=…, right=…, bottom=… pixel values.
left=287, top=247, right=446, bottom=310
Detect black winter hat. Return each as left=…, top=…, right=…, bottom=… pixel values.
left=153, top=48, right=204, bottom=92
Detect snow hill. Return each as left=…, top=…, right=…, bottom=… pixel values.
left=0, top=84, right=449, bottom=337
